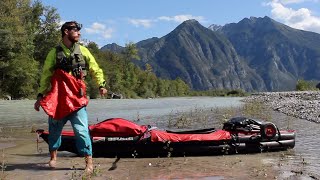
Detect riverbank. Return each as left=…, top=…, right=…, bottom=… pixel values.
left=0, top=97, right=280, bottom=180
left=244, top=91, right=320, bottom=123
left=0, top=126, right=279, bottom=180
left=1, top=96, right=318, bottom=179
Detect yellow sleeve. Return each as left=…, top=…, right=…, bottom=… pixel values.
left=38, top=48, right=56, bottom=94
left=80, top=46, right=106, bottom=87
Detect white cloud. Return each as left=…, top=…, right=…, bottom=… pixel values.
left=267, top=0, right=320, bottom=33
left=158, top=14, right=205, bottom=23
left=84, top=22, right=114, bottom=39
left=278, top=0, right=319, bottom=4
left=127, top=14, right=205, bottom=28
left=128, top=19, right=153, bottom=28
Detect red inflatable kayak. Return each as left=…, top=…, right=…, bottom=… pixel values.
left=37, top=117, right=295, bottom=157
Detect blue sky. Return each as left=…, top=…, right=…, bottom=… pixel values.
left=40, top=0, right=320, bottom=47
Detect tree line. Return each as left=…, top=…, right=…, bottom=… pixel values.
left=0, top=0, right=191, bottom=99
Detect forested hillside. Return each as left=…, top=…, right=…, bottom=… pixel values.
left=0, top=0, right=189, bottom=99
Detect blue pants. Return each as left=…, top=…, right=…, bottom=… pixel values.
left=48, top=107, right=92, bottom=156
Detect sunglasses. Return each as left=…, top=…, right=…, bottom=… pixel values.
left=67, top=26, right=81, bottom=31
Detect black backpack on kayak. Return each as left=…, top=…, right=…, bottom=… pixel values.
left=223, top=117, right=278, bottom=139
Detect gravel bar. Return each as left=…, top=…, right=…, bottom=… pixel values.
left=244, top=91, right=320, bottom=123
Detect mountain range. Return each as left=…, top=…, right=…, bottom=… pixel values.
left=101, top=16, right=320, bottom=92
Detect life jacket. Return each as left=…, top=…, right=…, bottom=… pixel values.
left=55, top=43, right=87, bottom=79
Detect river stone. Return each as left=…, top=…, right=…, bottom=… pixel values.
left=244, top=91, right=320, bottom=123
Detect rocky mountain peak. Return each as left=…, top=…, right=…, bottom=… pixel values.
left=208, top=24, right=223, bottom=31
left=102, top=16, right=320, bottom=92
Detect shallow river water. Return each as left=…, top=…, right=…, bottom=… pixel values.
left=0, top=97, right=244, bottom=127
left=0, top=97, right=319, bottom=179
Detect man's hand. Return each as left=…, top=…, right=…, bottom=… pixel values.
left=34, top=98, right=41, bottom=111
left=99, top=87, right=108, bottom=97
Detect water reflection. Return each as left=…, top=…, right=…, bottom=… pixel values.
left=265, top=112, right=320, bottom=179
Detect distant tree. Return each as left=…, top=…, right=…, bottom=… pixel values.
left=5, top=55, right=39, bottom=98
left=174, top=78, right=190, bottom=96
left=122, top=42, right=140, bottom=62
left=33, top=3, right=60, bottom=66
left=0, top=0, right=40, bottom=99
left=86, top=42, right=100, bottom=53
left=145, top=63, right=153, bottom=73
left=156, top=79, right=170, bottom=97
left=121, top=42, right=140, bottom=71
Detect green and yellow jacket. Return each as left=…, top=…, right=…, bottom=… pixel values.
left=38, top=42, right=106, bottom=95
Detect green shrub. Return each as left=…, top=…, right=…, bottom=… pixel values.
left=296, top=79, right=318, bottom=91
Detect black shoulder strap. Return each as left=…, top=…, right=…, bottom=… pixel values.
left=55, top=45, right=64, bottom=60
left=55, top=45, right=71, bottom=71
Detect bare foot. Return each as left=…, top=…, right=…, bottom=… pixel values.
left=84, top=164, right=93, bottom=174
left=85, top=156, right=93, bottom=174
left=48, top=159, right=57, bottom=168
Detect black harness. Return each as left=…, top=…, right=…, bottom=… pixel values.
left=55, top=44, right=87, bottom=79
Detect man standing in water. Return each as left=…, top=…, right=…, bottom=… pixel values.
left=34, top=21, right=107, bottom=174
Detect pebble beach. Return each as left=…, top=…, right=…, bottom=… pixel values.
left=244, top=91, right=320, bottom=123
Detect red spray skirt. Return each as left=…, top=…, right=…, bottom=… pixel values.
left=40, top=69, right=88, bottom=120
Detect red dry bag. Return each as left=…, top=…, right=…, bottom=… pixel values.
left=40, top=69, right=88, bottom=120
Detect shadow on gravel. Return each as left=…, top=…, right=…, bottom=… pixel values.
left=5, top=163, right=73, bottom=171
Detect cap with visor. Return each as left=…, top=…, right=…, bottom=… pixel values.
left=61, top=21, right=82, bottom=34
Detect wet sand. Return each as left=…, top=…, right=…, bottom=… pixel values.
left=0, top=127, right=280, bottom=180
